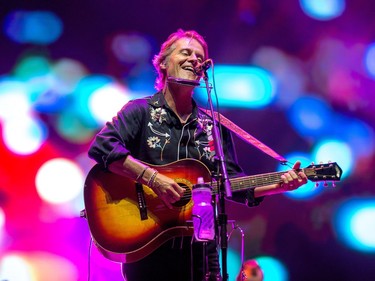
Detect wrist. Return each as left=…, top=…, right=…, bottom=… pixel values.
left=136, top=166, right=150, bottom=182
left=147, top=169, right=158, bottom=188
left=136, top=166, right=158, bottom=187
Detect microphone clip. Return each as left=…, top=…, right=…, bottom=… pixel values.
left=194, top=59, right=212, bottom=76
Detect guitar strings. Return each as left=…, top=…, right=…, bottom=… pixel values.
left=176, top=174, right=284, bottom=201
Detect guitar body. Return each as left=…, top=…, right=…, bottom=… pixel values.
left=84, top=159, right=212, bottom=263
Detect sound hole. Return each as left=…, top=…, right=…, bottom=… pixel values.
left=172, top=183, right=191, bottom=207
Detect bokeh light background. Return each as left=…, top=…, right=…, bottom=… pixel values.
left=1, top=1, right=375, bottom=280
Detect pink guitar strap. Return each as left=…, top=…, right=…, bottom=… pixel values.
left=201, top=109, right=288, bottom=163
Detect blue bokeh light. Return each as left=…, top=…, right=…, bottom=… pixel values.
left=221, top=247, right=242, bottom=281
left=330, top=114, right=375, bottom=160
left=110, top=33, right=152, bottom=63
left=333, top=198, right=375, bottom=253
left=364, top=42, right=375, bottom=79
left=195, top=65, right=276, bottom=109
left=257, top=256, right=288, bottom=281
left=288, top=95, right=333, bottom=139
left=312, top=140, right=352, bottom=179
left=73, top=75, right=115, bottom=128
left=4, top=10, right=63, bottom=44
left=299, top=0, right=346, bottom=20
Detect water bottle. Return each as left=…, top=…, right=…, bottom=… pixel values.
left=192, top=177, right=215, bottom=241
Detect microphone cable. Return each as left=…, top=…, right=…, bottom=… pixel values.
left=87, top=236, right=93, bottom=281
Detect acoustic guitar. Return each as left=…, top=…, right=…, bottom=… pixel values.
left=83, top=158, right=342, bottom=263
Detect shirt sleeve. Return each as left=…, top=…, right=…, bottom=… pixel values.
left=88, top=100, right=145, bottom=169
left=219, top=126, right=265, bottom=207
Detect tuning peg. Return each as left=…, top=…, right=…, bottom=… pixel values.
left=332, top=182, right=336, bottom=188
left=315, top=183, right=320, bottom=188
left=324, top=181, right=328, bottom=187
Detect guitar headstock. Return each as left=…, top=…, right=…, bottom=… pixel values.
left=304, top=162, right=343, bottom=183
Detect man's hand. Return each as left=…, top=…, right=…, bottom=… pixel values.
left=280, top=161, right=308, bottom=191
left=150, top=173, right=185, bottom=209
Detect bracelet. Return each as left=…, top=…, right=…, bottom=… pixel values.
left=136, top=166, right=150, bottom=182
left=147, top=170, right=159, bottom=188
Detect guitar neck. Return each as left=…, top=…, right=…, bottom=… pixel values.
left=211, top=170, right=287, bottom=194
left=209, top=161, right=342, bottom=194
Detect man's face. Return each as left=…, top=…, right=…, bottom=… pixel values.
left=162, top=37, right=205, bottom=82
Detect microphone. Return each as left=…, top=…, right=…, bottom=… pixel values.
left=194, top=59, right=212, bottom=75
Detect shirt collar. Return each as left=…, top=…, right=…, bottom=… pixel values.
left=148, top=91, right=166, bottom=108
left=148, top=91, right=201, bottom=125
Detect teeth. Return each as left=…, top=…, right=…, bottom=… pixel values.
left=183, top=67, right=194, bottom=72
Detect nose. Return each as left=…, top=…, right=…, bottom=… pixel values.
left=187, top=53, right=199, bottom=65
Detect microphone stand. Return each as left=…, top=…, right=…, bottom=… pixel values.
left=201, top=70, right=232, bottom=281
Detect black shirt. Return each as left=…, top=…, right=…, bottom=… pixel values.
left=88, top=91, right=263, bottom=206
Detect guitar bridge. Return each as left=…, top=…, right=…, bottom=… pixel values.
left=136, top=183, right=148, bottom=220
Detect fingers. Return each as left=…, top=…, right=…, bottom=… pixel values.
left=292, top=160, right=301, bottom=170
left=166, top=183, right=184, bottom=201
left=160, top=188, right=184, bottom=209
left=281, top=170, right=298, bottom=184
left=280, top=161, right=308, bottom=190
left=280, top=174, right=297, bottom=190
left=151, top=174, right=185, bottom=209
left=298, top=170, right=308, bottom=184
left=173, top=182, right=186, bottom=197
left=154, top=188, right=175, bottom=209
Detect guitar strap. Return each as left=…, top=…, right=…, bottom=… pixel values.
left=201, top=108, right=288, bottom=163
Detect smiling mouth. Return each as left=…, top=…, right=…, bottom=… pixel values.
left=182, top=66, right=195, bottom=74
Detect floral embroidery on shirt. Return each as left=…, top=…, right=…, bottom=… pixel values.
left=147, top=136, right=161, bottom=148
left=197, top=116, right=213, bottom=134
left=195, top=114, right=216, bottom=161
left=202, top=146, right=212, bottom=159
left=147, top=107, right=171, bottom=161
left=150, top=108, right=167, bottom=124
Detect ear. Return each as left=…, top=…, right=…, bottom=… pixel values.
left=160, top=61, right=167, bottom=69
